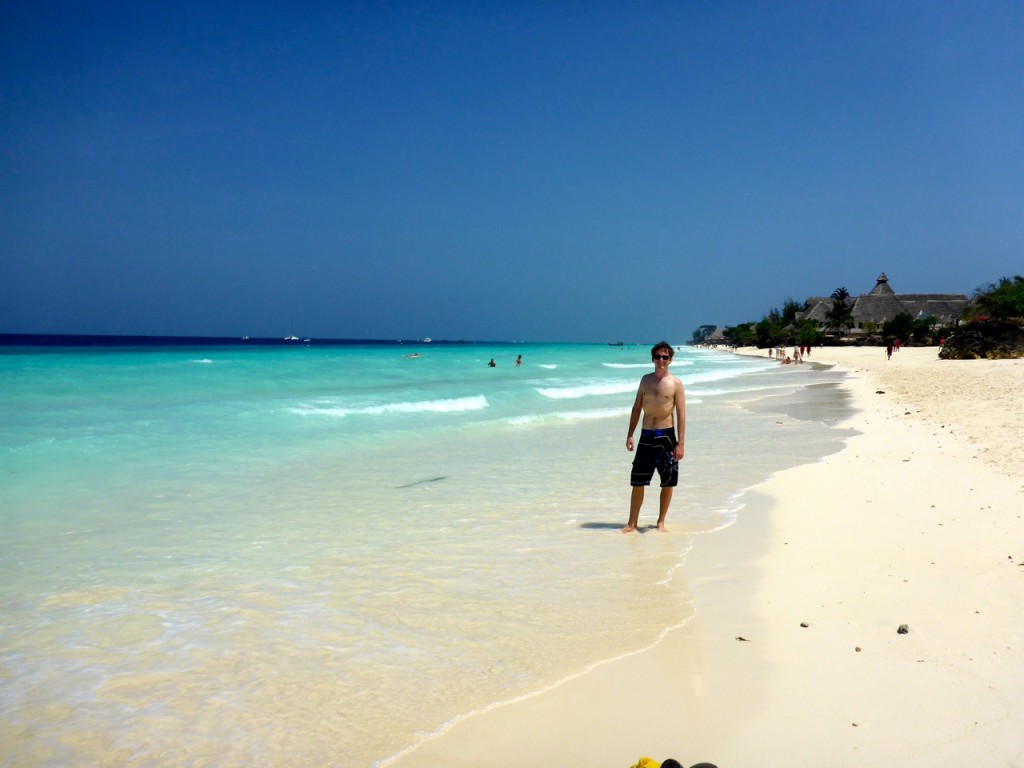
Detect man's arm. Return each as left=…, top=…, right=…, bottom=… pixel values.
left=674, top=378, right=686, bottom=460
left=625, top=385, right=643, bottom=451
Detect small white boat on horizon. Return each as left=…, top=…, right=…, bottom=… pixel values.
left=422, top=337, right=432, bottom=343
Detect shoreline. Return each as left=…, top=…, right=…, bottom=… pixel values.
left=386, top=347, right=1024, bottom=767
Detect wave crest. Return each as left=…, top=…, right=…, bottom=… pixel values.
left=291, top=395, right=488, bottom=417
left=535, top=381, right=636, bottom=399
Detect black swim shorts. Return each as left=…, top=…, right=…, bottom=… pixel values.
left=630, top=427, right=679, bottom=488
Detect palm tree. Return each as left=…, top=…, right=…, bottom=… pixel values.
left=826, top=287, right=854, bottom=334
left=830, top=287, right=850, bottom=302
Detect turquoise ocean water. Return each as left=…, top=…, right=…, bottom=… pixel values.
left=0, top=342, right=851, bottom=767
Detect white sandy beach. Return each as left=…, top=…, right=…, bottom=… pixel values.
left=388, top=346, right=1024, bottom=768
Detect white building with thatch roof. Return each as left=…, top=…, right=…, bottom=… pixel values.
left=799, top=273, right=968, bottom=333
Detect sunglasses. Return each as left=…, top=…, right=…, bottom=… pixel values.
left=652, top=354, right=672, bottom=360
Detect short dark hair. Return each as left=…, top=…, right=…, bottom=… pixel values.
left=651, top=341, right=674, bottom=358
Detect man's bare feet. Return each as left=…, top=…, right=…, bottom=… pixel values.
left=657, top=522, right=668, bottom=533
left=620, top=524, right=637, bottom=534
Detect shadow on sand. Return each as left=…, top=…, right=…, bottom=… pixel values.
left=579, top=522, right=659, bottom=532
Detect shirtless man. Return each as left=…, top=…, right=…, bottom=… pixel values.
left=622, top=341, right=686, bottom=533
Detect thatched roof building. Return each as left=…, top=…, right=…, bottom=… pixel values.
left=800, top=273, right=968, bottom=332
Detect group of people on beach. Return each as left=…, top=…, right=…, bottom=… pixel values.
left=769, top=345, right=810, bottom=364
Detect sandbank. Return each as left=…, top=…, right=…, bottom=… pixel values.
left=386, top=346, right=1023, bottom=768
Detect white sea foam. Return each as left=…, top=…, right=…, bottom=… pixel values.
left=290, top=395, right=488, bottom=417
left=681, top=368, right=760, bottom=386
left=535, top=381, right=636, bottom=399
left=689, top=381, right=802, bottom=398
left=506, top=407, right=628, bottom=425
left=556, top=407, right=630, bottom=421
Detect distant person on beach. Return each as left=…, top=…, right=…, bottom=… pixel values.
left=622, top=341, right=686, bottom=533
left=515, top=354, right=522, bottom=367
left=488, top=358, right=496, bottom=367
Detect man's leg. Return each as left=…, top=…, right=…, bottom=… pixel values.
left=657, top=486, right=673, bottom=532
left=622, top=485, right=645, bottom=533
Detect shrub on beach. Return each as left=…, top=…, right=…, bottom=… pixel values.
left=964, top=275, right=1024, bottom=321
left=940, top=318, right=1024, bottom=359
left=941, top=276, right=1024, bottom=359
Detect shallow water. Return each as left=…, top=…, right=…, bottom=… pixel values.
left=0, top=343, right=852, bottom=767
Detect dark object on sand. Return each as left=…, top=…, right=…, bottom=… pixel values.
left=897, top=624, right=909, bottom=634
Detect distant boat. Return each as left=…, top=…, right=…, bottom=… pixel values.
left=608, top=341, right=624, bottom=346
left=284, top=335, right=299, bottom=341
left=422, top=337, right=432, bottom=343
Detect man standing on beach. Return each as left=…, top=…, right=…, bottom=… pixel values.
left=622, top=341, right=686, bottom=533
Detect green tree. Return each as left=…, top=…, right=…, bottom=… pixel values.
left=967, top=275, right=1024, bottom=320
left=912, top=316, right=938, bottom=343
left=781, top=298, right=805, bottom=326
left=830, top=287, right=850, bottom=302
left=724, top=323, right=756, bottom=346
left=755, top=316, right=785, bottom=347
left=825, top=287, right=854, bottom=334
left=795, top=319, right=821, bottom=347
left=754, top=305, right=795, bottom=347
left=882, top=312, right=915, bottom=342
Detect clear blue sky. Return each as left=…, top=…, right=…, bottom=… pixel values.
left=2, top=1, right=1022, bottom=342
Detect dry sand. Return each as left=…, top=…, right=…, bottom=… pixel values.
left=386, top=346, right=1024, bottom=768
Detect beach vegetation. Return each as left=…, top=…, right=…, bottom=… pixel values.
left=691, top=324, right=719, bottom=344
left=794, top=318, right=822, bottom=346
left=722, top=323, right=757, bottom=346
left=966, top=275, right=1024, bottom=321
left=755, top=309, right=787, bottom=347
left=780, top=298, right=804, bottom=326
left=717, top=300, right=822, bottom=349
left=883, top=312, right=936, bottom=344
left=942, top=276, right=1024, bottom=359
left=720, top=275, right=983, bottom=349
left=830, top=286, right=850, bottom=302
left=825, top=288, right=855, bottom=334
